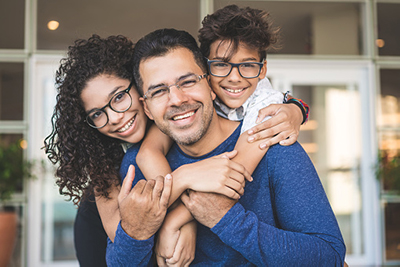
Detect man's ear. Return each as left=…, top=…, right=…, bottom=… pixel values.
left=206, top=75, right=217, bottom=100
left=139, top=97, right=154, bottom=120
left=259, top=60, right=267, bottom=80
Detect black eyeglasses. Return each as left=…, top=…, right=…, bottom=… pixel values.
left=207, top=59, right=264, bottom=78
left=143, top=74, right=207, bottom=103
left=85, top=81, right=133, bottom=129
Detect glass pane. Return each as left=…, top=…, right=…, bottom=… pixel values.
left=384, top=202, right=400, bottom=260
left=41, top=173, right=77, bottom=262
left=377, top=3, right=400, bottom=56
left=0, top=63, right=24, bottom=120
left=293, top=84, right=363, bottom=255
left=379, top=69, right=400, bottom=129
left=37, top=0, right=200, bottom=50
left=0, top=0, right=24, bottom=49
left=214, top=1, right=363, bottom=55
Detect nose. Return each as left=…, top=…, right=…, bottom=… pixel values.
left=168, top=86, right=189, bottom=106
left=107, top=108, right=124, bottom=125
left=227, top=66, right=242, bottom=82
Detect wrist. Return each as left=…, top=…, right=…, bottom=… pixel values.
left=120, top=220, right=151, bottom=240
left=172, top=165, right=191, bottom=192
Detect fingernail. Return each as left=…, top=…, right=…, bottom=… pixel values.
left=250, top=177, right=253, bottom=182
left=248, top=129, right=253, bottom=134
left=248, top=137, right=255, bottom=142
left=165, top=174, right=172, bottom=180
left=260, top=144, right=266, bottom=149
left=256, top=117, right=261, bottom=123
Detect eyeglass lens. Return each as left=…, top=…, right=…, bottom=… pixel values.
left=209, top=62, right=261, bottom=78
left=146, top=74, right=204, bottom=101
left=86, top=90, right=132, bottom=128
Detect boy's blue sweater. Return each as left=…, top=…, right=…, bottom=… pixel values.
left=107, top=124, right=346, bottom=266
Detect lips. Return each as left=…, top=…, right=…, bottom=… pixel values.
left=117, top=115, right=136, bottom=133
left=172, top=111, right=195, bottom=121
left=222, top=86, right=247, bottom=94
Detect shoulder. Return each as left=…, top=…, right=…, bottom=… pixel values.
left=264, top=142, right=312, bottom=171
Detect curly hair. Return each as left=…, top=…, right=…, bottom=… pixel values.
left=198, top=4, right=280, bottom=61
left=44, top=34, right=135, bottom=205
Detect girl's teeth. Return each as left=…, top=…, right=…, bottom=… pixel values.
left=173, top=111, right=194, bottom=121
left=226, top=88, right=244, bottom=93
left=118, top=118, right=135, bottom=132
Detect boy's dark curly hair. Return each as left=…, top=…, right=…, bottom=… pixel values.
left=44, top=34, right=135, bottom=205
left=199, top=4, right=280, bottom=61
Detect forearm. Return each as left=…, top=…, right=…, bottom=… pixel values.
left=106, top=222, right=155, bottom=266
left=212, top=203, right=345, bottom=266
left=164, top=201, right=194, bottom=230
left=95, top=185, right=121, bottom=242
left=232, top=133, right=267, bottom=175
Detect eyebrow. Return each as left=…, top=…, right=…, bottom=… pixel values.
left=85, top=85, right=125, bottom=114
left=212, top=56, right=259, bottom=62
left=146, top=73, right=194, bottom=92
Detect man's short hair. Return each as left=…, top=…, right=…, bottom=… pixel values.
left=133, top=28, right=207, bottom=95
left=198, top=4, right=280, bottom=61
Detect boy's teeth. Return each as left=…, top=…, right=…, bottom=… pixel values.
left=226, top=88, right=244, bottom=93
left=118, top=117, right=135, bottom=132
left=173, top=111, right=195, bottom=121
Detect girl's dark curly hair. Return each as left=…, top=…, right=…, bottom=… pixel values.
left=199, top=4, right=280, bottom=61
left=44, top=34, right=135, bottom=205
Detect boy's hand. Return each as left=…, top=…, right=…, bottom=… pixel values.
left=247, top=103, right=302, bottom=148
left=179, top=150, right=252, bottom=200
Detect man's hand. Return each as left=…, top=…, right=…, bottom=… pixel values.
left=118, top=165, right=172, bottom=240
left=181, top=190, right=237, bottom=228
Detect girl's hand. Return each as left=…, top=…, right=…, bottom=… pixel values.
left=247, top=103, right=302, bottom=148
left=178, top=150, right=252, bottom=200
left=165, top=221, right=197, bottom=267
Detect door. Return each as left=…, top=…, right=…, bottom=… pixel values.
left=267, top=59, right=381, bottom=266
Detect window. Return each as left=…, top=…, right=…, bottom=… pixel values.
left=0, top=0, right=25, bottom=49
left=215, top=1, right=364, bottom=55
left=37, top=0, right=200, bottom=50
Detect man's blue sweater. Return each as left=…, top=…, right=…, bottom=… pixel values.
left=107, top=124, right=346, bottom=266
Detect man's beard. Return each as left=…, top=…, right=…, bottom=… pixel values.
left=156, top=102, right=214, bottom=146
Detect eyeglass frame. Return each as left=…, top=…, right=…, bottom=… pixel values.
left=206, top=58, right=265, bottom=79
left=142, top=73, right=208, bottom=101
left=85, top=80, right=134, bottom=129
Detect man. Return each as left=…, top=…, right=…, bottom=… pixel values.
left=106, top=28, right=346, bottom=266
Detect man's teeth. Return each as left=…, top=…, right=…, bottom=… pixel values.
left=118, top=118, right=135, bottom=132
left=225, top=88, right=244, bottom=93
left=172, top=111, right=195, bottom=121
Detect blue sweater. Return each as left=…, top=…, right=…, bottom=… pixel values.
left=107, top=124, right=346, bottom=266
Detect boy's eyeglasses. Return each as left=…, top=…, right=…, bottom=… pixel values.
left=207, top=59, right=264, bottom=79
left=85, top=81, right=133, bottom=129
left=143, top=74, right=207, bottom=103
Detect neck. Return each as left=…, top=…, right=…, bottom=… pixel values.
left=178, top=110, right=239, bottom=157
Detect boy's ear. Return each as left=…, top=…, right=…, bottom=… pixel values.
left=139, top=97, right=154, bottom=120
left=259, top=60, right=267, bottom=80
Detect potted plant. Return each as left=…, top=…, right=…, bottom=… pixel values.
left=0, top=137, right=33, bottom=267
left=376, top=150, right=400, bottom=194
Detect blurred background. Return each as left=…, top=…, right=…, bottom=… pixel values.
left=0, top=0, right=399, bottom=266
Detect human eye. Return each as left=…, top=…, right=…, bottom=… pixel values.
left=112, top=91, right=127, bottom=103
left=212, top=61, right=229, bottom=68
left=179, top=76, right=197, bottom=88
left=241, top=62, right=258, bottom=69
left=89, top=110, right=104, bottom=121
left=150, top=87, right=168, bottom=98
